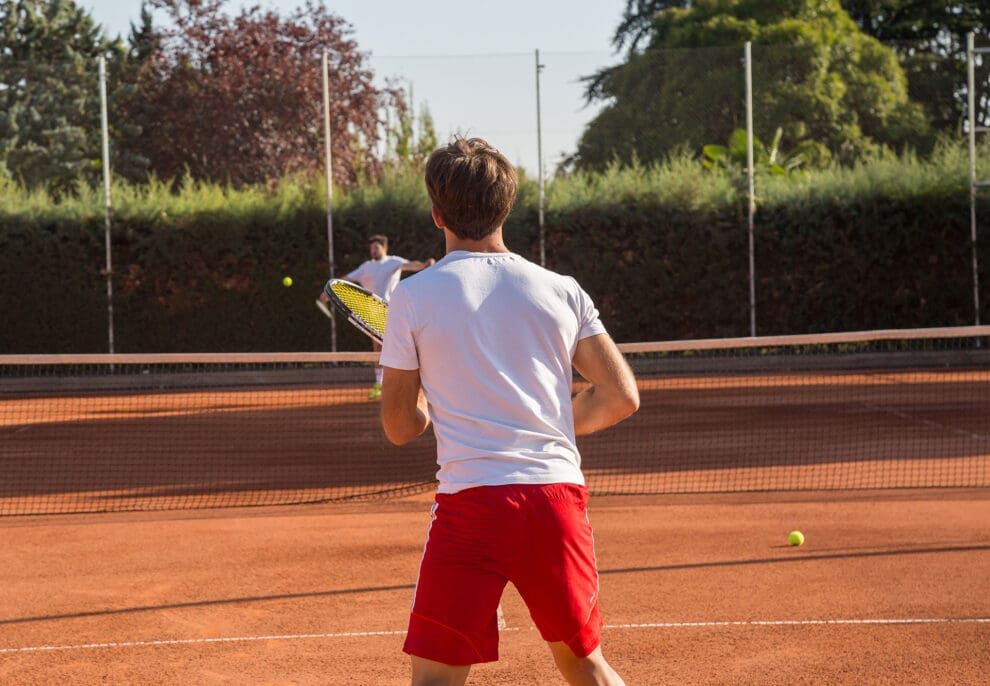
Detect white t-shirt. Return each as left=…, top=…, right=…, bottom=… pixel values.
left=379, top=251, right=607, bottom=494
left=346, top=255, right=408, bottom=302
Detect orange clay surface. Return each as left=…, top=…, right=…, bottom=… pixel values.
left=3, top=368, right=988, bottom=516
left=1, top=489, right=989, bottom=685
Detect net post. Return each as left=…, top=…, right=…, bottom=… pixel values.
left=99, top=55, right=115, bottom=356
left=745, top=42, right=756, bottom=337
left=322, top=49, right=337, bottom=352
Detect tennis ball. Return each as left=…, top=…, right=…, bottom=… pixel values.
left=282, top=276, right=293, bottom=287
left=788, top=530, right=805, bottom=546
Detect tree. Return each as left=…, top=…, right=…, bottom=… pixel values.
left=610, top=1, right=688, bottom=53
left=130, top=0, right=393, bottom=188
left=100, top=2, right=161, bottom=183
left=612, top=1, right=990, bottom=135
left=843, top=1, right=990, bottom=132
left=0, top=0, right=121, bottom=193
left=576, top=0, right=930, bottom=170
left=385, top=82, right=439, bottom=167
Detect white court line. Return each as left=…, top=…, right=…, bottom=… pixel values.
left=2, top=618, right=988, bottom=655
left=862, top=400, right=989, bottom=442
left=0, top=630, right=408, bottom=654
left=608, top=618, right=990, bottom=629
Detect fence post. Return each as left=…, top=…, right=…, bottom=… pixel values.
left=99, top=55, right=115, bottom=354
left=967, top=33, right=983, bottom=328
left=322, top=49, right=337, bottom=351
left=535, top=49, right=546, bottom=268
left=745, top=42, right=756, bottom=337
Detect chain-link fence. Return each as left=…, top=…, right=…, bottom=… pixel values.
left=2, top=40, right=990, bottom=352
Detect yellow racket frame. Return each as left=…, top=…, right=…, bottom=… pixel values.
left=322, top=279, right=388, bottom=342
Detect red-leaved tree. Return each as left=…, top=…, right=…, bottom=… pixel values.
left=131, top=0, right=393, bottom=187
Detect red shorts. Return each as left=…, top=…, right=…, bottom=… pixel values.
left=402, top=482, right=602, bottom=665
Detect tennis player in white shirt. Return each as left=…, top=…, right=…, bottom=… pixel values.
left=329, top=234, right=433, bottom=398
left=380, top=137, right=638, bottom=686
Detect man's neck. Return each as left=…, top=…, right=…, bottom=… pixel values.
left=445, top=229, right=509, bottom=254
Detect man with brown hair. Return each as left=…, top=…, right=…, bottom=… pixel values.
left=379, top=136, right=638, bottom=685
left=325, top=234, right=433, bottom=399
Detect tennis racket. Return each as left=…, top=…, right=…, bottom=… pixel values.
left=318, top=278, right=388, bottom=343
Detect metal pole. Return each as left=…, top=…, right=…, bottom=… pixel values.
left=99, top=55, right=115, bottom=354
left=745, top=42, right=756, bottom=337
left=967, top=33, right=982, bottom=327
left=535, top=49, right=546, bottom=267
left=322, top=49, right=337, bottom=351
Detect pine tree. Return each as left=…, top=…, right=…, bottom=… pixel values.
left=0, top=0, right=120, bottom=194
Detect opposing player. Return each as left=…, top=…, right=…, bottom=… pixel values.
left=321, top=234, right=433, bottom=399
left=380, top=137, right=639, bottom=686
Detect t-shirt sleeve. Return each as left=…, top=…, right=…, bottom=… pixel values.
left=390, top=256, right=409, bottom=274
left=345, top=263, right=365, bottom=284
left=572, top=278, right=608, bottom=340
left=379, top=285, right=419, bottom=370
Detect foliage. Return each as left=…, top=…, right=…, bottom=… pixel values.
left=128, top=0, right=393, bottom=188
left=610, top=0, right=688, bottom=53
left=702, top=128, right=829, bottom=177
left=2, top=142, right=987, bottom=352
left=384, top=83, right=439, bottom=168
left=0, top=0, right=121, bottom=195
left=105, top=2, right=161, bottom=183
left=578, top=0, right=931, bottom=170
left=612, top=1, right=990, bottom=136
left=843, top=1, right=990, bottom=133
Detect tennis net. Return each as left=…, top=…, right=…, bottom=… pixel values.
left=1, top=327, right=988, bottom=515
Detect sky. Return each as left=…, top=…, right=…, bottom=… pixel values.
left=82, top=0, right=629, bottom=175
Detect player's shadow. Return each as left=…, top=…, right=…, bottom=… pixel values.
left=5, top=543, right=988, bottom=627
left=0, top=584, right=418, bottom=626
left=598, top=543, right=990, bottom=576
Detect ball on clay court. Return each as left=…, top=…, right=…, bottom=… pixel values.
left=282, top=276, right=293, bottom=287
left=788, top=530, right=805, bottom=546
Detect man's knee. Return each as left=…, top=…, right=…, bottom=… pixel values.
left=410, top=655, right=471, bottom=686
left=549, top=643, right=625, bottom=686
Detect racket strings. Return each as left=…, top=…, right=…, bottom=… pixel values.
left=331, top=282, right=388, bottom=338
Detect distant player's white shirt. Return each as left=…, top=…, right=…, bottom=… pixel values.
left=346, top=255, right=408, bottom=302
left=379, top=251, right=607, bottom=494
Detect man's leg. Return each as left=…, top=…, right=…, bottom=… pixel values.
left=410, top=655, right=471, bottom=686
left=548, top=643, right=625, bottom=686
left=370, top=340, right=383, bottom=399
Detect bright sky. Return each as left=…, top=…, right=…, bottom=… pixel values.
left=83, top=0, right=628, bottom=175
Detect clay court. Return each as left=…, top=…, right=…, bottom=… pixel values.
left=2, top=491, right=989, bottom=684
left=1, top=350, right=989, bottom=684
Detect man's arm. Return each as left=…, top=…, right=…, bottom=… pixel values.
left=381, top=366, right=431, bottom=445
left=400, top=258, right=435, bottom=273
left=571, top=333, right=639, bottom=436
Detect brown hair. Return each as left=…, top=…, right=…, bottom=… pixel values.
left=368, top=234, right=388, bottom=249
left=424, top=137, right=518, bottom=240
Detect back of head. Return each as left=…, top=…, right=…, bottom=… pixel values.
left=425, top=137, right=518, bottom=240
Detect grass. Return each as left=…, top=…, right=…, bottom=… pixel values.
left=2, top=138, right=983, bottom=222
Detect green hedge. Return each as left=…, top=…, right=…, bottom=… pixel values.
left=1, top=153, right=987, bottom=353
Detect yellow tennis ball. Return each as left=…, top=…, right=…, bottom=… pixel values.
left=282, top=276, right=293, bottom=287
left=788, top=530, right=805, bottom=546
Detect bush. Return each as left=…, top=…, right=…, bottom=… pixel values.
left=1, top=146, right=987, bottom=353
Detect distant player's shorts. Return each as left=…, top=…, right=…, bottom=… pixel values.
left=403, top=482, right=602, bottom=665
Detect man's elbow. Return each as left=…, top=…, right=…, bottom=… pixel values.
left=618, top=386, right=640, bottom=419
left=384, top=425, right=416, bottom=446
